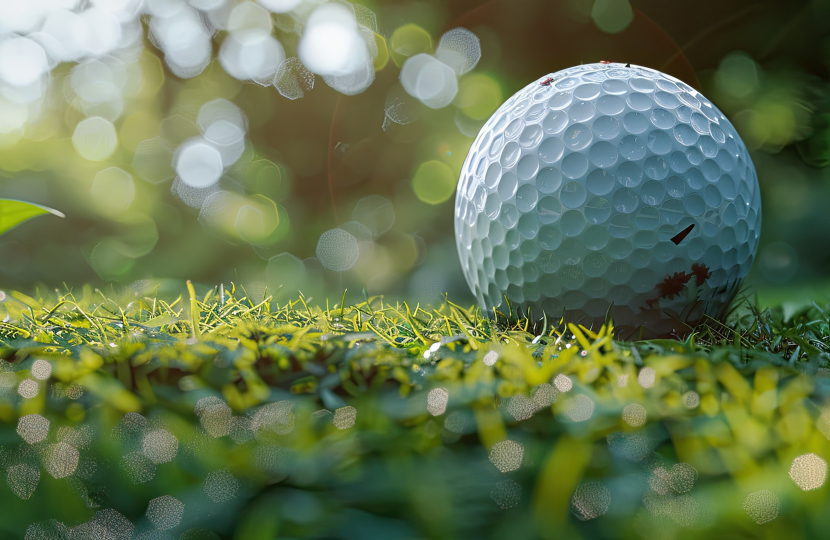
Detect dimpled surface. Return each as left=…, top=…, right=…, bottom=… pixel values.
left=454, top=63, right=761, bottom=338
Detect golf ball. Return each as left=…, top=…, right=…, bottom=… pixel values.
left=454, top=63, right=761, bottom=338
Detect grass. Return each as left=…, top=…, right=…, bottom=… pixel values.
left=0, top=282, right=828, bottom=539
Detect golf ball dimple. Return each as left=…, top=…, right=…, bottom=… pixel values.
left=454, top=63, right=761, bottom=338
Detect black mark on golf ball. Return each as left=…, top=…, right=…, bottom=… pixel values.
left=670, top=224, right=695, bottom=245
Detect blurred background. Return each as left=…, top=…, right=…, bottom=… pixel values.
left=0, top=0, right=828, bottom=310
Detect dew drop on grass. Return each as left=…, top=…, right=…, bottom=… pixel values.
left=175, top=138, right=223, bottom=188
left=197, top=191, right=245, bottom=237
left=339, top=220, right=373, bottom=244
left=298, top=3, right=368, bottom=79
left=121, top=451, right=156, bottom=484
left=316, top=228, right=359, bottom=272
left=553, top=374, right=573, bottom=392
left=489, top=440, right=524, bottom=472
left=0, top=36, right=48, bottom=89
left=230, top=416, right=256, bottom=444
left=490, top=480, right=522, bottom=509
left=743, top=489, right=779, bottom=524
left=322, top=59, right=375, bottom=96
left=444, top=410, right=475, bottom=434
left=17, top=379, right=39, bottom=398
left=566, top=394, right=595, bottom=422
left=531, top=383, right=558, bottom=409
left=333, top=406, right=357, bottom=429
left=25, top=519, right=71, bottom=540
left=666, top=492, right=706, bottom=527
left=274, top=57, right=314, bottom=100
left=622, top=403, right=647, bottom=427
left=638, top=367, right=656, bottom=388
left=219, top=33, right=285, bottom=84
left=435, top=28, right=480, bottom=76
left=74, top=508, right=134, bottom=540
left=482, top=350, right=498, bottom=366
left=607, top=430, right=658, bottom=462
left=69, top=58, right=125, bottom=105
left=504, top=394, right=535, bottom=421
left=196, top=99, right=248, bottom=134
left=311, top=409, right=333, bottom=429
left=91, top=167, right=135, bottom=214
left=171, top=176, right=220, bottom=209
left=72, top=117, right=118, bottom=161
left=203, top=120, right=246, bottom=166
left=30, top=359, right=52, bottom=380
left=670, top=462, right=698, bottom=493
left=250, top=400, right=294, bottom=435
left=400, top=53, right=457, bottom=109
left=142, top=429, right=179, bottom=464
left=648, top=466, right=672, bottom=495
left=150, top=9, right=212, bottom=79
left=227, top=1, right=273, bottom=35
left=204, top=469, right=239, bottom=503
left=427, top=387, right=448, bottom=416
left=112, top=412, right=148, bottom=452
left=384, top=85, right=419, bottom=127
left=44, top=442, right=79, bottom=479
left=195, top=396, right=232, bottom=438
left=7, top=464, right=39, bottom=499
left=133, top=137, right=175, bottom=184
left=76, top=457, right=98, bottom=481
left=146, top=495, right=185, bottom=530
left=53, top=382, right=84, bottom=400
left=684, top=391, right=700, bottom=408
left=571, top=481, right=611, bottom=520
left=789, top=453, right=827, bottom=491
left=353, top=3, right=378, bottom=30
left=17, top=414, right=49, bottom=444
left=57, top=424, right=94, bottom=449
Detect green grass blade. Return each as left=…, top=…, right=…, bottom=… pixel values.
left=0, top=198, right=63, bottom=236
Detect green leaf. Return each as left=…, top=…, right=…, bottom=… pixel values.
left=0, top=198, right=64, bottom=236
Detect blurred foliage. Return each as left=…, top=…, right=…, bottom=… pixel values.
left=0, top=286, right=825, bottom=536
left=2, top=1, right=830, bottom=536
left=0, top=0, right=828, bottom=306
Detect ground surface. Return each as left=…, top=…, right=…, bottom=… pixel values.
left=0, top=283, right=828, bottom=539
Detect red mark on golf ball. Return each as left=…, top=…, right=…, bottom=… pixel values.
left=646, top=263, right=712, bottom=308
left=540, top=77, right=554, bottom=86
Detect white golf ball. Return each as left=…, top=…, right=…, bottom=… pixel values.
left=454, top=63, right=761, bottom=338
